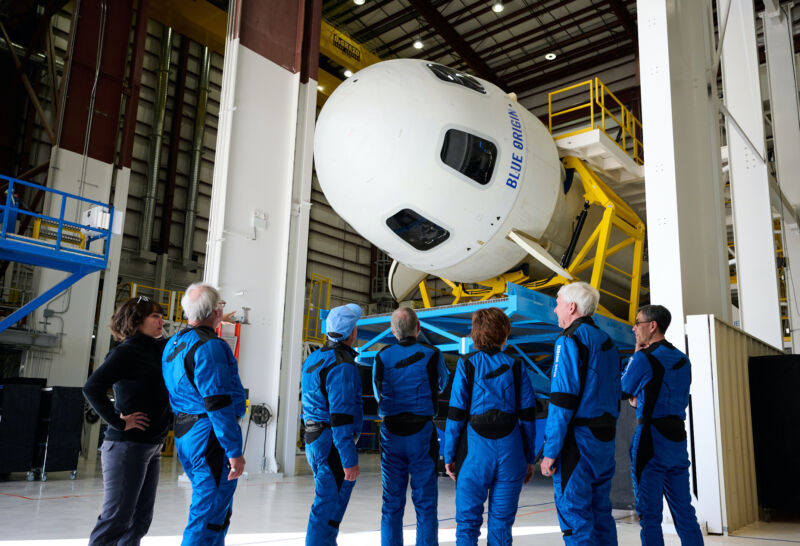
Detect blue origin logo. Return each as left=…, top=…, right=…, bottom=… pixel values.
left=506, top=109, right=524, bottom=189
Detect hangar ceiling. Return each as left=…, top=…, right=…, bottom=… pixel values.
left=320, top=0, right=799, bottom=121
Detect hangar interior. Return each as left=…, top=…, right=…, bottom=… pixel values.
left=1, top=0, right=800, bottom=543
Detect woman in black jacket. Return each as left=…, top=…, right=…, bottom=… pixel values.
left=83, top=296, right=170, bottom=546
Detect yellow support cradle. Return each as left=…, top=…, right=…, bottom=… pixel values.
left=420, top=157, right=646, bottom=325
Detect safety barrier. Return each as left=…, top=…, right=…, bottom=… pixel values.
left=548, top=77, right=644, bottom=165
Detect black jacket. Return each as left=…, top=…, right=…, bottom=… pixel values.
left=83, top=333, right=171, bottom=444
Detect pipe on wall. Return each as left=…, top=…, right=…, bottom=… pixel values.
left=139, top=25, right=173, bottom=259
left=160, top=36, right=189, bottom=255
left=182, top=45, right=210, bottom=266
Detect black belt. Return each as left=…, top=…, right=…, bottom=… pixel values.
left=174, top=412, right=208, bottom=438
left=470, top=410, right=516, bottom=440
left=572, top=412, right=616, bottom=442
left=637, top=415, right=686, bottom=442
left=176, top=412, right=208, bottom=424
left=383, top=413, right=432, bottom=436
left=637, top=415, right=682, bottom=426
left=304, top=420, right=331, bottom=434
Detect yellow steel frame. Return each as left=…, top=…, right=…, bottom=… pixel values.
left=129, top=282, right=174, bottom=320
left=419, top=157, right=645, bottom=324
left=548, top=77, right=644, bottom=165
left=303, top=274, right=332, bottom=343
left=32, top=218, right=87, bottom=249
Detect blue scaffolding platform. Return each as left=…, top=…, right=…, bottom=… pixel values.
left=325, top=282, right=635, bottom=396
left=0, top=175, right=114, bottom=333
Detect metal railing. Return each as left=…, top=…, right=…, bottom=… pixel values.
left=0, top=174, right=113, bottom=263
left=548, top=77, right=644, bottom=165
left=129, top=282, right=179, bottom=322
left=303, top=274, right=332, bottom=343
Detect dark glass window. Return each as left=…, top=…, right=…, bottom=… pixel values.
left=440, top=129, right=497, bottom=185
left=386, top=209, right=450, bottom=251
left=427, top=63, right=486, bottom=94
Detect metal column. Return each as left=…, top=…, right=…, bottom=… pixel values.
left=204, top=0, right=321, bottom=476
left=763, top=1, right=800, bottom=351
left=636, top=0, right=730, bottom=350
left=720, top=0, right=783, bottom=349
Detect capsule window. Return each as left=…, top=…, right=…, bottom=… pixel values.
left=440, top=129, right=497, bottom=185
left=427, top=63, right=486, bottom=94
left=386, top=209, right=450, bottom=251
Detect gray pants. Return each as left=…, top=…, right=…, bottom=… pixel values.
left=89, top=440, right=162, bottom=546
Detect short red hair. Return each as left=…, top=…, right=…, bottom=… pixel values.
left=470, top=307, right=511, bottom=351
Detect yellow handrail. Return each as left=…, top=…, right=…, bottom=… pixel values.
left=548, top=77, right=644, bottom=165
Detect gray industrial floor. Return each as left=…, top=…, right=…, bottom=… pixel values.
left=0, top=453, right=797, bottom=545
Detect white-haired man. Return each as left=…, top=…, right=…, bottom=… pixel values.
left=542, top=282, right=621, bottom=545
left=162, top=283, right=246, bottom=545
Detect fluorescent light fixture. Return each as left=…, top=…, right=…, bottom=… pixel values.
left=413, top=39, right=424, bottom=49
left=344, top=69, right=353, bottom=78
left=354, top=0, right=365, bottom=5
left=492, top=2, right=504, bottom=13
left=545, top=52, right=557, bottom=60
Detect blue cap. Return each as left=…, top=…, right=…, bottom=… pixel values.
left=325, top=303, right=363, bottom=340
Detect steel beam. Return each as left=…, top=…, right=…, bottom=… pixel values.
left=406, top=0, right=509, bottom=89
left=0, top=270, right=89, bottom=334
left=763, top=2, right=800, bottom=350
left=720, top=0, right=783, bottom=348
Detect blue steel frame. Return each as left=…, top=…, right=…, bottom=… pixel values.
left=322, top=282, right=635, bottom=396
left=0, top=175, right=114, bottom=333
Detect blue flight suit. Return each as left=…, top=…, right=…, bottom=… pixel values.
left=373, top=337, right=450, bottom=546
left=621, top=340, right=703, bottom=546
left=301, top=340, right=364, bottom=545
left=444, top=350, right=537, bottom=546
left=162, top=326, right=246, bottom=546
left=544, top=316, right=620, bottom=545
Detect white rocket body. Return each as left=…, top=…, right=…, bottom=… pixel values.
left=313, top=59, right=583, bottom=286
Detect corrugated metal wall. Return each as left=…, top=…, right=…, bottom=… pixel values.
left=711, top=318, right=781, bottom=533
left=10, top=8, right=378, bottom=313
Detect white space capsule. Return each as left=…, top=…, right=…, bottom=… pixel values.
left=314, top=59, right=584, bottom=298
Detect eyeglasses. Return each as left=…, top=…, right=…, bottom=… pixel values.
left=137, top=295, right=150, bottom=304
left=634, top=318, right=653, bottom=326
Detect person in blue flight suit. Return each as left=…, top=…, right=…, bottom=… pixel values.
left=444, top=306, right=537, bottom=546
left=622, top=305, right=704, bottom=545
left=162, top=283, right=247, bottom=546
left=541, top=281, right=620, bottom=545
left=373, top=306, right=450, bottom=546
left=301, top=303, right=364, bottom=545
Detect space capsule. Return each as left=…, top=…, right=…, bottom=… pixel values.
left=313, top=59, right=590, bottom=299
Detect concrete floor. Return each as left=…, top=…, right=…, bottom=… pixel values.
left=0, top=453, right=797, bottom=545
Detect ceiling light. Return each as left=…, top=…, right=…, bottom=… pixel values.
left=545, top=52, right=557, bottom=60
left=344, top=69, right=353, bottom=78
left=492, top=2, right=504, bottom=13
left=317, top=85, right=324, bottom=91
left=413, top=39, right=424, bottom=49
left=353, top=0, right=365, bottom=5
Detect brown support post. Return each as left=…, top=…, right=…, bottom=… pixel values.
left=59, top=0, right=134, bottom=164
left=118, top=0, right=150, bottom=169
